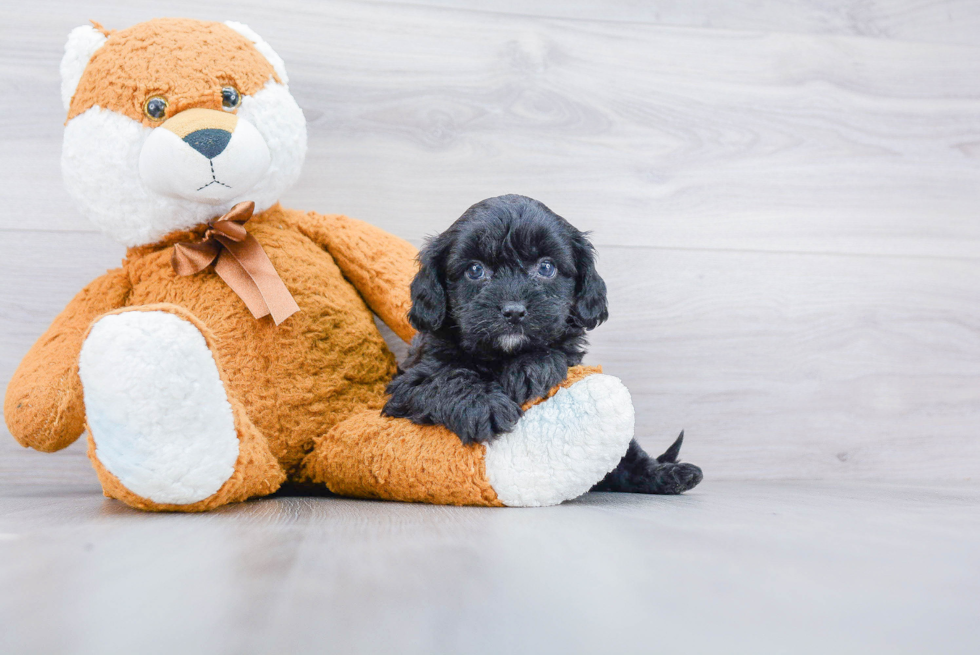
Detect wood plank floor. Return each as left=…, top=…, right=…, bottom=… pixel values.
left=2, top=478, right=978, bottom=654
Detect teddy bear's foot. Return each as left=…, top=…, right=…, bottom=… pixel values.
left=79, top=306, right=285, bottom=511
left=300, top=366, right=633, bottom=507
left=483, top=373, right=634, bottom=506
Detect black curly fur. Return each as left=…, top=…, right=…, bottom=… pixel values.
left=592, top=432, right=703, bottom=495
left=382, top=194, right=604, bottom=443
left=382, top=194, right=702, bottom=494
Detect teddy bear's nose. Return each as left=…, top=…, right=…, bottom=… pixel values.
left=183, top=128, right=232, bottom=160
left=160, top=108, right=239, bottom=160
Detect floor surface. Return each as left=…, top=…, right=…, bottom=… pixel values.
left=2, top=475, right=977, bottom=654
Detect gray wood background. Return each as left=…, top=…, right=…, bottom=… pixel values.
left=2, top=0, right=979, bottom=483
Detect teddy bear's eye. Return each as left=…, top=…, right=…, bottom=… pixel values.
left=143, top=96, right=168, bottom=121
left=221, top=86, right=241, bottom=110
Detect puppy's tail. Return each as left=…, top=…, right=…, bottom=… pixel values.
left=656, top=430, right=685, bottom=463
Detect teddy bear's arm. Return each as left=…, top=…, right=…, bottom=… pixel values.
left=4, top=267, right=131, bottom=452
left=302, top=211, right=418, bottom=343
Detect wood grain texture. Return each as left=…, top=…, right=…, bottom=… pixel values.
left=2, top=1, right=980, bottom=257
left=2, top=0, right=980, bottom=484
left=1, top=479, right=978, bottom=654
left=380, top=0, right=980, bottom=46
left=588, top=247, right=980, bottom=481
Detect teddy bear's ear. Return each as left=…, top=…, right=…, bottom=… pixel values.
left=224, top=21, right=289, bottom=85
left=60, top=25, right=107, bottom=112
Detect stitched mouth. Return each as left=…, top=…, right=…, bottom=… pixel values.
left=196, top=160, right=232, bottom=191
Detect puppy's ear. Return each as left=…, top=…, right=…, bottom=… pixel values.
left=408, top=235, right=450, bottom=332
left=571, top=233, right=608, bottom=330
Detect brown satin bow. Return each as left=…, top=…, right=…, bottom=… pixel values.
left=171, top=201, right=300, bottom=325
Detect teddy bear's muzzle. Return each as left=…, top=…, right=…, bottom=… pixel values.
left=138, top=107, right=271, bottom=206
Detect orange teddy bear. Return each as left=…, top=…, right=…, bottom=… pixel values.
left=3, top=18, right=635, bottom=511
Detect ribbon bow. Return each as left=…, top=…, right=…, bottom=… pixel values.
left=171, top=201, right=300, bottom=325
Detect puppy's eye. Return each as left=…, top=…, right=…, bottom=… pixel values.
left=143, top=96, right=168, bottom=121
left=221, top=86, right=242, bottom=110
left=535, top=259, right=557, bottom=278
left=465, top=262, right=486, bottom=280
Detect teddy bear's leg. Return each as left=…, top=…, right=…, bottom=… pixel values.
left=300, top=367, right=634, bottom=507
left=78, top=306, right=285, bottom=512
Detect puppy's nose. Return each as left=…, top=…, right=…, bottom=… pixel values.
left=501, top=302, right=527, bottom=324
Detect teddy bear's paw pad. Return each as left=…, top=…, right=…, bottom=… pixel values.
left=483, top=374, right=634, bottom=507
left=79, top=310, right=239, bottom=505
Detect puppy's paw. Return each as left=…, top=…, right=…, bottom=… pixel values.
left=453, top=392, right=523, bottom=444
left=381, top=369, right=424, bottom=419
left=594, top=459, right=703, bottom=495
left=487, top=392, right=523, bottom=435
left=642, top=461, right=703, bottom=495
left=592, top=435, right=704, bottom=495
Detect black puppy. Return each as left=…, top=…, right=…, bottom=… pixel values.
left=383, top=194, right=702, bottom=495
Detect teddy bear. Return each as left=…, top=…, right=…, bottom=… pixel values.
left=2, top=17, right=635, bottom=512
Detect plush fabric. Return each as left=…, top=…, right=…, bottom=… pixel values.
left=6, top=203, right=409, bottom=479
left=67, top=19, right=280, bottom=125
left=82, top=304, right=286, bottom=512
left=5, top=268, right=132, bottom=452
left=3, top=17, right=636, bottom=511
left=60, top=25, right=107, bottom=111
left=117, top=205, right=408, bottom=476
left=82, top=309, right=245, bottom=505
left=300, top=365, right=616, bottom=507
left=62, top=18, right=306, bottom=247
left=485, top=371, right=635, bottom=507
